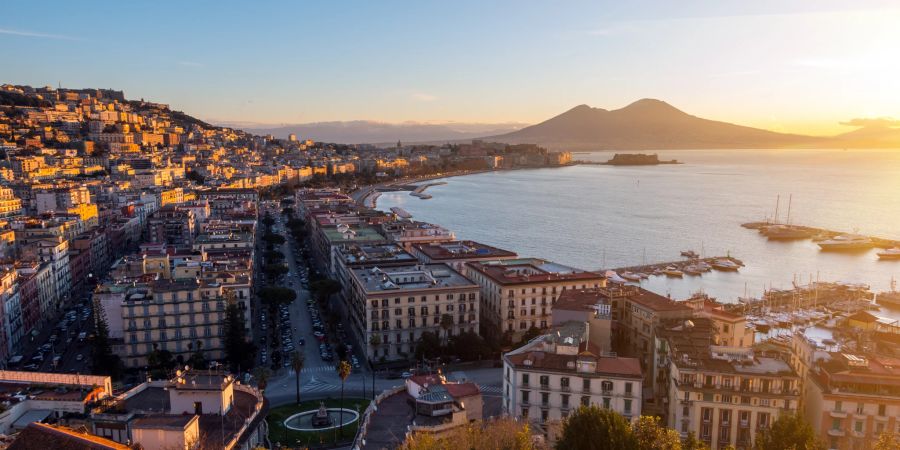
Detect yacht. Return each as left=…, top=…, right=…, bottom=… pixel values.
left=762, top=225, right=815, bottom=240
left=662, top=266, right=684, bottom=277
left=817, top=234, right=874, bottom=251
left=682, top=265, right=703, bottom=276
left=711, top=259, right=740, bottom=271
left=621, top=272, right=642, bottom=282
left=680, top=250, right=699, bottom=259
left=877, top=247, right=900, bottom=260
left=877, top=279, right=900, bottom=309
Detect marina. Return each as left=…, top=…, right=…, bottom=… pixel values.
left=605, top=255, right=744, bottom=279
left=742, top=221, right=900, bottom=250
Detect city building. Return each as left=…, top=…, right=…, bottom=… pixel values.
left=503, top=321, right=642, bottom=443
left=346, top=263, right=480, bottom=362
left=466, top=258, right=606, bottom=341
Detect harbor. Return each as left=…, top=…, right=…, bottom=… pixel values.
left=742, top=221, right=900, bottom=252
left=602, top=254, right=744, bottom=281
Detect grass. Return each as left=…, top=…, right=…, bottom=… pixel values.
left=267, top=397, right=368, bottom=448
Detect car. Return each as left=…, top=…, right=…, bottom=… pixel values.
left=298, top=338, right=305, bottom=346
left=23, top=364, right=39, bottom=371
left=75, top=354, right=84, bottom=361
left=401, top=371, right=413, bottom=378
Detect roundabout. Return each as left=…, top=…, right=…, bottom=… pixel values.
left=284, top=406, right=359, bottom=432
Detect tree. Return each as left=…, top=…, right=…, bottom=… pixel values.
left=91, top=298, right=122, bottom=379
left=633, top=416, right=682, bottom=450
left=259, top=286, right=297, bottom=305
left=875, top=432, right=900, bottom=450
left=414, top=331, right=443, bottom=360
left=439, top=314, right=454, bottom=346
left=337, top=360, right=352, bottom=440
left=264, top=250, right=285, bottom=261
left=519, top=326, right=543, bottom=344
left=222, top=299, right=255, bottom=373
left=310, top=278, right=341, bottom=303
left=186, top=170, right=205, bottom=185
left=448, top=331, right=492, bottom=361
left=262, top=232, right=285, bottom=246
left=399, top=418, right=542, bottom=450
left=754, top=413, right=822, bottom=450
left=252, top=367, right=271, bottom=392
left=556, top=405, right=636, bottom=450
left=282, top=207, right=294, bottom=217
left=263, top=263, right=288, bottom=280
left=291, top=351, right=305, bottom=404
left=261, top=213, right=275, bottom=228
left=188, top=340, right=208, bottom=369
left=146, top=345, right=176, bottom=379
left=682, top=432, right=709, bottom=450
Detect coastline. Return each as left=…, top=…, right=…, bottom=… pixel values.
left=354, top=168, right=501, bottom=208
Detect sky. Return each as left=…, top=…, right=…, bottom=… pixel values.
left=3, top=0, right=900, bottom=136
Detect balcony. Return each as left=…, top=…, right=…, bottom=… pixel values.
left=829, top=410, right=847, bottom=419
left=582, top=387, right=591, bottom=394
left=827, top=429, right=845, bottom=437
left=540, top=384, right=550, bottom=391
left=561, top=385, right=571, bottom=392
left=601, top=390, right=612, bottom=396
left=739, top=419, right=749, bottom=428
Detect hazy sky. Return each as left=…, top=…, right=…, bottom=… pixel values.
left=3, top=1, right=899, bottom=135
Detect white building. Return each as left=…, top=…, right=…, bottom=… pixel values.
left=502, top=321, right=642, bottom=443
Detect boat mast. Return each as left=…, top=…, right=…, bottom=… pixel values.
left=774, top=195, right=781, bottom=225
left=786, top=194, right=792, bottom=226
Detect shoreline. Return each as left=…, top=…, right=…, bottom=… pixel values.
left=355, top=168, right=506, bottom=208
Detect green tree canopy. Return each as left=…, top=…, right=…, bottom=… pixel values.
left=262, top=232, right=285, bottom=246
left=633, top=415, right=683, bottom=450
left=754, top=413, right=822, bottom=450
left=556, top=405, right=636, bottom=450
left=259, top=286, right=297, bottom=305
left=223, top=302, right=255, bottom=373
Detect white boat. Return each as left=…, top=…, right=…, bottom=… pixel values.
left=682, top=265, right=703, bottom=276
left=877, top=248, right=900, bottom=260
left=662, top=266, right=684, bottom=277
left=696, top=262, right=712, bottom=272
left=711, top=259, right=740, bottom=271
left=817, top=234, right=874, bottom=251
left=621, top=272, right=642, bottom=282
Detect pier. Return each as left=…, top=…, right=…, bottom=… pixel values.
left=603, top=255, right=743, bottom=275
left=741, top=222, right=900, bottom=249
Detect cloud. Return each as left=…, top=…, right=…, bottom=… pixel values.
left=178, top=61, right=205, bottom=68
left=840, top=118, right=900, bottom=128
left=411, top=93, right=438, bottom=102
left=0, top=27, right=82, bottom=41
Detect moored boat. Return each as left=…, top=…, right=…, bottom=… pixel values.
left=817, top=234, right=874, bottom=251
left=682, top=265, right=703, bottom=276
left=662, top=266, right=684, bottom=277
left=711, top=259, right=740, bottom=271
left=762, top=224, right=815, bottom=240
left=877, top=248, right=900, bottom=260
left=681, top=250, right=699, bottom=259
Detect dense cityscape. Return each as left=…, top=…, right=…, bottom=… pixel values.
left=2, top=2, right=900, bottom=449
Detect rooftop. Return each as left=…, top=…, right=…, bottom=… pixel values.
left=467, top=258, right=604, bottom=286
left=338, top=243, right=416, bottom=265
left=322, top=225, right=385, bottom=244
left=351, top=264, right=477, bottom=294
left=413, top=240, right=517, bottom=261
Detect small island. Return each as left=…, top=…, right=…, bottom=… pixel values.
left=605, top=153, right=680, bottom=165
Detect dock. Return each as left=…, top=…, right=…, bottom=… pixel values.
left=604, top=255, right=743, bottom=275
left=741, top=222, right=900, bottom=249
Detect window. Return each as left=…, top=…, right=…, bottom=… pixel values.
left=879, top=404, right=887, bottom=416
left=702, top=408, right=712, bottom=423
left=831, top=418, right=841, bottom=431
left=561, top=377, right=570, bottom=390
left=521, top=390, right=530, bottom=404
left=624, top=399, right=632, bottom=415
left=834, top=400, right=842, bottom=412
left=583, top=379, right=591, bottom=392
left=541, top=409, right=548, bottom=422
left=857, top=403, right=865, bottom=414
left=541, top=392, right=549, bottom=406
left=602, top=397, right=610, bottom=409
left=601, top=380, right=614, bottom=393
left=580, top=396, right=590, bottom=406
left=624, top=382, right=632, bottom=396
left=854, top=421, right=863, bottom=433
left=522, top=373, right=530, bottom=386
left=561, top=394, right=570, bottom=407
left=540, top=375, right=550, bottom=387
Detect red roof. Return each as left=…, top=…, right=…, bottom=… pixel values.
left=444, top=382, right=481, bottom=398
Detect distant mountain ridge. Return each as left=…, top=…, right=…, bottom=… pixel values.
left=483, top=99, right=823, bottom=150
left=232, top=121, right=525, bottom=145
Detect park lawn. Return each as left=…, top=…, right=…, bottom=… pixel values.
left=267, top=397, right=368, bottom=448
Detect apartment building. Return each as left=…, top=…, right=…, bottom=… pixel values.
left=147, top=205, right=196, bottom=248
left=466, top=258, right=606, bottom=341
left=800, top=348, right=900, bottom=450
left=410, top=240, right=518, bottom=274
left=119, top=279, right=231, bottom=367
left=503, top=321, right=642, bottom=443
left=0, top=186, right=23, bottom=218
left=380, top=220, right=455, bottom=251
left=659, top=318, right=801, bottom=450
left=346, top=263, right=480, bottom=362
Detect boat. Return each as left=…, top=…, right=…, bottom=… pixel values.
left=877, top=279, right=900, bottom=309
left=817, top=234, right=874, bottom=251
left=762, top=224, right=815, bottom=240
left=680, top=250, right=699, bottom=259
left=636, top=272, right=650, bottom=279
left=696, top=262, right=712, bottom=272
left=711, top=259, right=740, bottom=271
left=877, top=248, right=900, bottom=260
left=621, top=272, right=642, bottom=282
left=682, top=265, right=703, bottom=276
left=662, top=266, right=684, bottom=277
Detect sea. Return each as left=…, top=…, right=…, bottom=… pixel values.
left=374, top=149, right=900, bottom=308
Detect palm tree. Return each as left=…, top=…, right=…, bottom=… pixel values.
left=291, top=351, right=305, bottom=405
left=368, top=334, right=381, bottom=400
left=252, top=367, right=270, bottom=392
left=337, top=360, right=352, bottom=439
left=439, top=313, right=454, bottom=346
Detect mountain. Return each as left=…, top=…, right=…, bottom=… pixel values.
left=832, top=125, right=900, bottom=148
left=483, top=99, right=820, bottom=150
left=231, top=121, right=525, bottom=145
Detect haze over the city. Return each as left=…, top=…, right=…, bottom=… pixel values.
left=3, top=0, right=900, bottom=137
